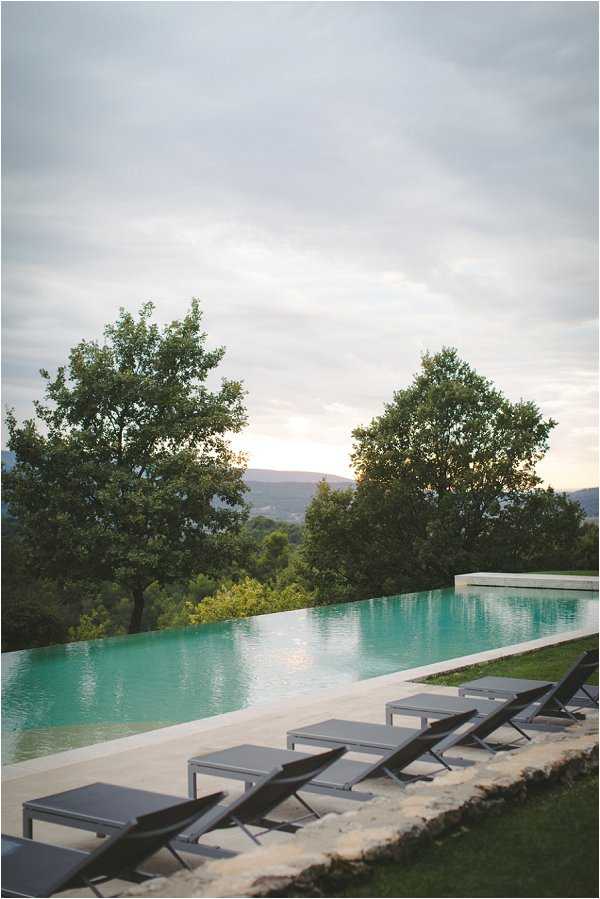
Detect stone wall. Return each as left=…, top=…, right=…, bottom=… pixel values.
left=126, top=723, right=598, bottom=898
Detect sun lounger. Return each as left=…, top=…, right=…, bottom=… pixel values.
left=286, top=709, right=477, bottom=770
left=188, top=712, right=476, bottom=802
left=288, top=687, right=552, bottom=759
left=22, top=747, right=345, bottom=859
left=3, top=792, right=224, bottom=898
left=385, top=684, right=562, bottom=738
left=457, top=648, right=599, bottom=713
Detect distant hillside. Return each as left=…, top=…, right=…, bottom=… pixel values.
left=245, top=479, right=351, bottom=522
left=1, top=452, right=351, bottom=523
left=245, top=468, right=351, bottom=484
left=244, top=469, right=352, bottom=522
left=250, top=483, right=600, bottom=523
left=2, top=450, right=597, bottom=523
left=1, top=453, right=350, bottom=484
left=567, top=488, right=598, bottom=520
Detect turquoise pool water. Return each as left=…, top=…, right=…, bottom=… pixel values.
left=2, top=585, right=598, bottom=764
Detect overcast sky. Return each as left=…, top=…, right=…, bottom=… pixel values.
left=2, top=2, right=598, bottom=487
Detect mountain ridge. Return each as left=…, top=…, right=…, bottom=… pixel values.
left=245, top=468, right=352, bottom=484
left=2, top=451, right=597, bottom=522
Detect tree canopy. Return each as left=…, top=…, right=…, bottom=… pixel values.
left=3, top=300, right=248, bottom=632
left=303, top=348, right=583, bottom=601
left=352, top=347, right=554, bottom=499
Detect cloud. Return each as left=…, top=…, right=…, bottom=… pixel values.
left=2, top=1, right=597, bottom=485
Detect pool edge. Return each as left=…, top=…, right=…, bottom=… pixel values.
left=3, top=626, right=597, bottom=781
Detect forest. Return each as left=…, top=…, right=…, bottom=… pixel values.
left=3, top=303, right=597, bottom=652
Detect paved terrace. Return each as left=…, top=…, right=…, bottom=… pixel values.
left=2, top=628, right=597, bottom=898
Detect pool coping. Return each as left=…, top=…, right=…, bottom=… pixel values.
left=455, top=572, right=599, bottom=591
left=3, top=625, right=597, bottom=781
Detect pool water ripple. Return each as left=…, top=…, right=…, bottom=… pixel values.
left=2, top=585, right=598, bottom=764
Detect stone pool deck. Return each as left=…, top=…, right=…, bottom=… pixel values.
left=2, top=628, right=597, bottom=898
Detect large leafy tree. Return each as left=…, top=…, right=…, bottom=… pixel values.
left=352, top=347, right=554, bottom=515
left=303, top=348, right=582, bottom=600
left=3, top=300, right=248, bottom=633
left=483, top=487, right=585, bottom=572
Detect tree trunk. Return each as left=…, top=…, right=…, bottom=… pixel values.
left=128, top=586, right=145, bottom=634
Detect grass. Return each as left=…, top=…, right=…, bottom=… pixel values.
left=330, top=774, right=598, bottom=898
left=422, top=635, right=598, bottom=688
left=313, top=635, right=599, bottom=899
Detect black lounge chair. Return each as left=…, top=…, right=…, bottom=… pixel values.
left=286, top=710, right=477, bottom=769
left=22, top=747, right=346, bottom=859
left=457, top=648, right=599, bottom=713
left=385, top=684, right=560, bottom=738
left=288, top=687, right=553, bottom=760
left=2, top=792, right=224, bottom=898
left=188, top=712, right=476, bottom=802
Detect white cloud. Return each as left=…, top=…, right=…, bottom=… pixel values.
left=2, top=2, right=597, bottom=487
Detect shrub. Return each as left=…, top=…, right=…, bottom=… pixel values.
left=184, top=577, right=314, bottom=625
left=68, top=605, right=112, bottom=642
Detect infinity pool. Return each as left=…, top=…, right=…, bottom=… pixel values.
left=2, top=585, right=598, bottom=764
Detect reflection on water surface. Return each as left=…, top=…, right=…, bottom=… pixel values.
left=2, top=585, right=597, bottom=763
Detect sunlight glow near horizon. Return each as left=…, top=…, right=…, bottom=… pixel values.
left=234, top=431, right=597, bottom=490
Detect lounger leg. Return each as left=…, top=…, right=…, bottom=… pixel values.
left=166, top=844, right=192, bottom=870
left=187, top=765, right=197, bottom=798
left=22, top=809, right=32, bottom=839
left=580, top=686, right=598, bottom=707
left=253, top=813, right=320, bottom=837
left=293, top=792, right=320, bottom=819
left=385, top=709, right=393, bottom=726
left=430, top=750, right=452, bottom=771
left=472, top=736, right=496, bottom=754
left=82, top=876, right=104, bottom=898
left=552, top=699, right=580, bottom=722
left=381, top=766, right=432, bottom=785
left=286, top=736, right=295, bottom=749
left=231, top=816, right=261, bottom=845
left=508, top=720, right=531, bottom=741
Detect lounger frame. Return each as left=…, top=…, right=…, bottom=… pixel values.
left=458, top=649, right=599, bottom=716
left=5, top=793, right=225, bottom=898
left=188, top=712, right=477, bottom=804
left=386, top=685, right=551, bottom=753
left=22, top=788, right=235, bottom=861
left=188, top=749, right=375, bottom=802
left=285, top=710, right=477, bottom=774
left=22, top=748, right=346, bottom=861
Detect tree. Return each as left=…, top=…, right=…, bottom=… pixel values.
left=303, top=348, right=563, bottom=599
left=352, top=347, right=554, bottom=515
left=3, top=300, right=248, bottom=633
left=254, top=530, right=291, bottom=583
left=484, top=488, right=585, bottom=571
left=574, top=521, right=599, bottom=570
left=243, top=515, right=304, bottom=546
left=302, top=482, right=363, bottom=602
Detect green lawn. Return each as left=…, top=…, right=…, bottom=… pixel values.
left=427, top=571, right=597, bottom=689
left=310, top=635, right=599, bottom=899
left=423, top=634, right=598, bottom=688
left=331, top=774, right=598, bottom=898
